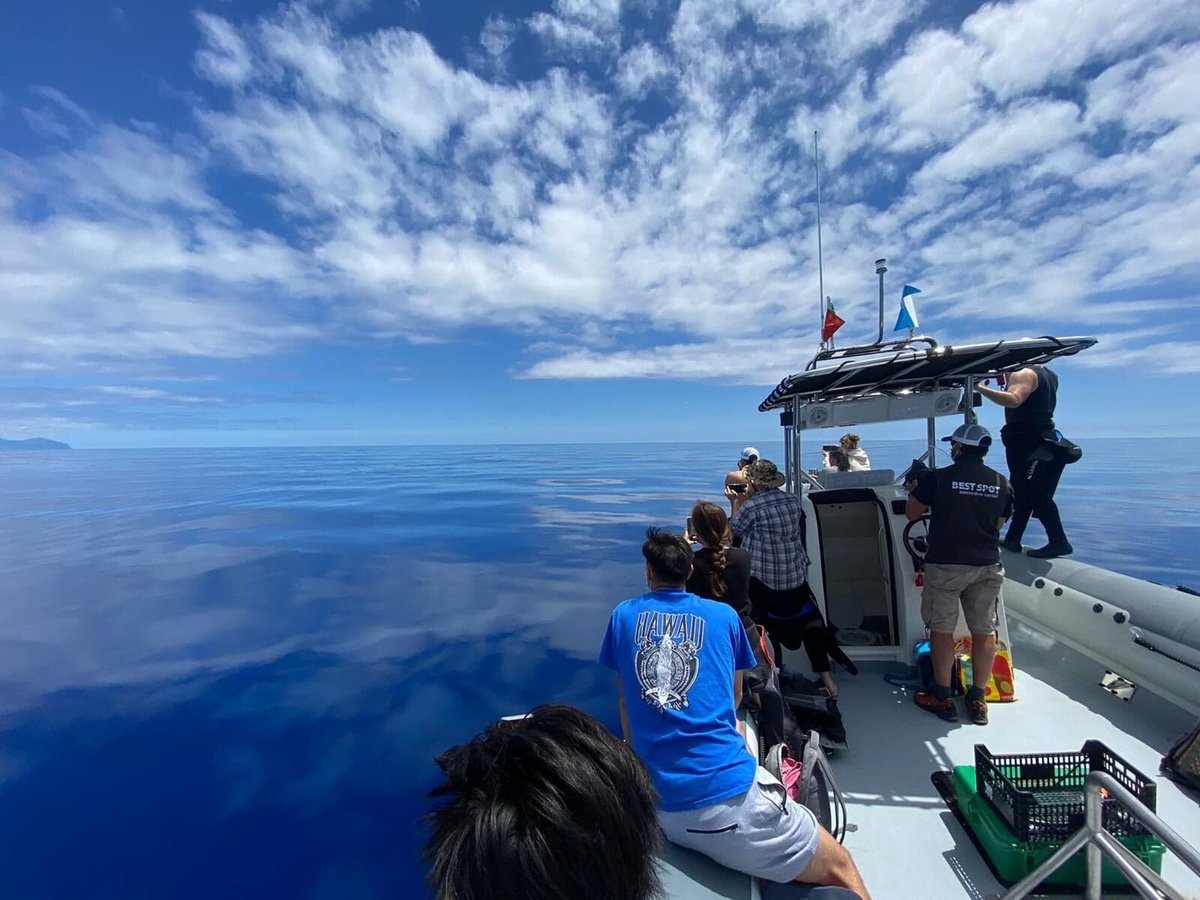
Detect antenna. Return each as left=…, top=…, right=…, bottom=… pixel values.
left=814, top=131, right=825, bottom=347
left=875, top=258, right=887, bottom=345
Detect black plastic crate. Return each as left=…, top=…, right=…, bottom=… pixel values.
left=974, top=741, right=1157, bottom=843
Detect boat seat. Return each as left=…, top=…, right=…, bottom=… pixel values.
left=813, top=469, right=896, bottom=489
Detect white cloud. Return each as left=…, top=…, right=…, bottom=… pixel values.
left=915, top=99, right=1082, bottom=185
left=94, top=386, right=226, bottom=404
left=194, top=12, right=256, bottom=87
left=615, top=43, right=672, bottom=97
left=1071, top=328, right=1200, bottom=375
left=2, top=0, right=1198, bottom=397
left=528, top=0, right=621, bottom=57
left=877, top=29, right=984, bottom=151
left=743, top=0, right=924, bottom=60
left=788, top=75, right=874, bottom=172
left=964, top=0, right=1199, bottom=101
left=46, top=125, right=215, bottom=213
left=521, top=334, right=808, bottom=383
left=478, top=16, right=518, bottom=75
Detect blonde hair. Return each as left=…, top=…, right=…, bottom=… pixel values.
left=840, top=433, right=861, bottom=451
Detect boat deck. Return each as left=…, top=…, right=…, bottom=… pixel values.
left=660, top=620, right=1200, bottom=899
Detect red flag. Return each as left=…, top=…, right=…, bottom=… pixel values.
left=822, top=300, right=845, bottom=342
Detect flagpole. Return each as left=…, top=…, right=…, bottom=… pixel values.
left=814, top=131, right=825, bottom=349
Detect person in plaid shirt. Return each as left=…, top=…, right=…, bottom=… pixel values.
left=727, top=460, right=846, bottom=697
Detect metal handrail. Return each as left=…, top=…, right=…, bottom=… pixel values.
left=1000, top=771, right=1200, bottom=900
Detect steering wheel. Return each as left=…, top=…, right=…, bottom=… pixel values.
left=902, top=515, right=931, bottom=563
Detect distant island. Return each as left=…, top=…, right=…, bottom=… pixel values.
left=0, top=437, right=72, bottom=450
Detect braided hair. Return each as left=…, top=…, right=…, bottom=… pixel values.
left=690, top=501, right=732, bottom=599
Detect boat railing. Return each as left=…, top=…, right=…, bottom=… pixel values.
left=999, top=770, right=1200, bottom=900
left=804, top=336, right=940, bottom=371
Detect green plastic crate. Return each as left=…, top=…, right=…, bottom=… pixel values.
left=951, top=766, right=1165, bottom=887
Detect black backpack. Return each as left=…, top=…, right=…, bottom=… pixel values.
left=1161, top=719, right=1200, bottom=790
left=779, top=669, right=847, bottom=745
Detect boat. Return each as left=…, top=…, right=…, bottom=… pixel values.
left=655, top=328, right=1200, bottom=899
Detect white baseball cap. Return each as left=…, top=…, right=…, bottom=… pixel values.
left=941, top=423, right=992, bottom=447
left=740, top=447, right=760, bottom=463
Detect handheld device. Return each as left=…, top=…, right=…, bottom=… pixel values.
left=685, top=516, right=694, bottom=538
left=730, top=483, right=747, bottom=494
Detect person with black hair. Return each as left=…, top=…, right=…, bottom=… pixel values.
left=599, top=528, right=870, bottom=898
left=822, top=448, right=851, bottom=472
left=905, top=423, right=1013, bottom=726
left=424, top=704, right=663, bottom=900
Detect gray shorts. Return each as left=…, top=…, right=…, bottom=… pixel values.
left=659, top=766, right=821, bottom=883
left=921, top=563, right=1004, bottom=634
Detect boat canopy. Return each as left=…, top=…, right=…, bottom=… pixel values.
left=758, top=335, right=1097, bottom=412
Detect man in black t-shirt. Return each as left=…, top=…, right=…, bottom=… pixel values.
left=905, top=423, right=1013, bottom=726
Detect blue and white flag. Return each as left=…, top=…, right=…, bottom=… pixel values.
left=894, top=284, right=921, bottom=331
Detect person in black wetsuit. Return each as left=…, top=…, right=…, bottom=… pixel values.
left=976, top=365, right=1073, bottom=559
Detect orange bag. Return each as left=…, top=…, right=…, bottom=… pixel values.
left=955, top=637, right=1017, bottom=702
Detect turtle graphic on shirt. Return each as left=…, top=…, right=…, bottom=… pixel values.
left=635, top=628, right=700, bottom=712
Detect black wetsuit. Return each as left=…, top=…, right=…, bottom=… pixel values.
left=1000, top=365, right=1069, bottom=547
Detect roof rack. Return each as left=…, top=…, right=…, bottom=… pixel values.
left=759, top=335, right=1097, bottom=412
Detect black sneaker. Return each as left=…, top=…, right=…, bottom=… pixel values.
left=1027, top=542, right=1073, bottom=559
left=914, top=691, right=958, bottom=722
left=1000, top=537, right=1023, bottom=553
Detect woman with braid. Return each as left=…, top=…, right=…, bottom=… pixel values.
left=685, top=501, right=754, bottom=631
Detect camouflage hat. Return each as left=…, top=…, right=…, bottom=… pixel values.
left=743, top=459, right=786, bottom=489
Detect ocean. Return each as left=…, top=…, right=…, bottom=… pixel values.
left=0, top=439, right=1196, bottom=899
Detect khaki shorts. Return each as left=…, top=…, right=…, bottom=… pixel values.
left=921, top=563, right=1004, bottom=634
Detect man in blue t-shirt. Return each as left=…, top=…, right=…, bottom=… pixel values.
left=599, top=528, right=870, bottom=897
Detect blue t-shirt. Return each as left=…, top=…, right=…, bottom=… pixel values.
left=598, top=589, right=758, bottom=812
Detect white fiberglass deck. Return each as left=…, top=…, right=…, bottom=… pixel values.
left=660, top=621, right=1200, bottom=899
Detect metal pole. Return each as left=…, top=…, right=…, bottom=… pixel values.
left=1093, top=832, right=1178, bottom=899
left=1001, top=828, right=1093, bottom=899
left=927, top=417, right=937, bottom=469
left=1090, top=772, right=1200, bottom=876
left=791, top=397, right=803, bottom=496
left=784, top=420, right=793, bottom=493
left=814, top=132, right=825, bottom=347
left=875, top=258, right=887, bottom=344
left=1084, top=773, right=1103, bottom=900
left=964, top=377, right=977, bottom=426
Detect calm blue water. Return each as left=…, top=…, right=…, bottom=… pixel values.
left=1, top=439, right=1196, bottom=898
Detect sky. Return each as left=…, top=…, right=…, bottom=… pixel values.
left=1, top=0, right=1199, bottom=448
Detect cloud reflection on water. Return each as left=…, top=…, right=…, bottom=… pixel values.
left=0, top=441, right=1195, bottom=898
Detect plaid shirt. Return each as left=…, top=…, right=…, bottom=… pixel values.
left=730, top=488, right=808, bottom=590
